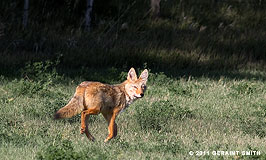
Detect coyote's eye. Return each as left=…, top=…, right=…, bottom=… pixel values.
left=133, top=86, right=138, bottom=89
left=141, top=84, right=146, bottom=90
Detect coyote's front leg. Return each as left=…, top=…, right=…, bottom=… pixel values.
left=103, top=109, right=119, bottom=142
left=103, top=113, right=118, bottom=141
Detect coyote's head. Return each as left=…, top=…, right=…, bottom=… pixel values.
left=125, top=68, right=148, bottom=102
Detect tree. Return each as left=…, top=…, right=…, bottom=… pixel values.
left=151, top=0, right=160, bottom=17
left=85, top=0, right=94, bottom=31
left=22, top=0, right=29, bottom=28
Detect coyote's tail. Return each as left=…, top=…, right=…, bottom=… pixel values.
left=54, top=91, right=85, bottom=119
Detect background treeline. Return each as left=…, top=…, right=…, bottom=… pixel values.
left=0, top=0, right=265, bottom=75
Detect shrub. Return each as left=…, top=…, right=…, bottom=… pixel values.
left=241, top=118, right=266, bottom=138
left=9, top=58, right=63, bottom=97
left=231, top=82, right=255, bottom=95
left=36, top=140, right=83, bottom=160
left=36, top=139, right=111, bottom=160
left=135, top=100, right=193, bottom=131
left=21, top=58, right=62, bottom=86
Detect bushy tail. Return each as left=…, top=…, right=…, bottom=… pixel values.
left=54, top=93, right=84, bottom=119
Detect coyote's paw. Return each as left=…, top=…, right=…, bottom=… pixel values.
left=104, top=134, right=113, bottom=143
left=80, top=127, right=85, bottom=134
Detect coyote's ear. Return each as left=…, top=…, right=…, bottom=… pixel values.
left=127, top=68, right=137, bottom=81
left=139, top=69, right=148, bottom=84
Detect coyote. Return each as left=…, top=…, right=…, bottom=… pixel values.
left=54, top=68, right=148, bottom=142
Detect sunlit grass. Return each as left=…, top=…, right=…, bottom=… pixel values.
left=0, top=66, right=266, bottom=159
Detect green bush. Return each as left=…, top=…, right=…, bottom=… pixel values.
left=36, top=139, right=111, bottom=160
left=21, top=58, right=62, bottom=85
left=36, top=140, right=83, bottom=160
left=8, top=59, right=63, bottom=97
left=241, top=118, right=266, bottom=138
left=231, top=82, right=255, bottom=95
left=135, top=100, right=193, bottom=131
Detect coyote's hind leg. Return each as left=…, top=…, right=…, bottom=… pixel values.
left=80, top=107, right=100, bottom=141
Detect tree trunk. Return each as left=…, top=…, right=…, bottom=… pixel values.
left=85, top=0, right=94, bottom=31
left=151, top=0, right=160, bottom=17
left=22, top=0, right=29, bottom=28
left=179, top=0, right=185, bottom=18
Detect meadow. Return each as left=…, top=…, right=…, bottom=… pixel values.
left=1, top=0, right=266, bottom=159
left=0, top=63, right=266, bottom=159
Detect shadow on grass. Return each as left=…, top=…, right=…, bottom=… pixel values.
left=1, top=1, right=266, bottom=81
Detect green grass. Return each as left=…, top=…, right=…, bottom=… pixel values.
left=0, top=64, right=266, bottom=159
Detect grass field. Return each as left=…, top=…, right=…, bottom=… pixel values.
left=0, top=64, right=266, bottom=159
